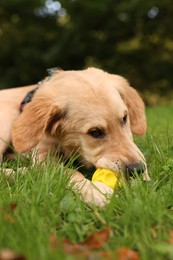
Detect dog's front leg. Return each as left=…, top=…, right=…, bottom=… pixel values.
left=68, top=171, right=113, bottom=207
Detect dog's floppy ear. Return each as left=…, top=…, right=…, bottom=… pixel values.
left=12, top=94, right=64, bottom=153
left=119, top=83, right=147, bottom=136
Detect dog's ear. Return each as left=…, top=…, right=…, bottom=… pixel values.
left=119, top=83, right=147, bottom=136
left=12, top=95, right=64, bottom=153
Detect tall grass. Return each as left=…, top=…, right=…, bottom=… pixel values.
left=0, top=105, right=173, bottom=259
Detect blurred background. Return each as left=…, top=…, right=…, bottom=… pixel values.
left=0, top=0, right=173, bottom=105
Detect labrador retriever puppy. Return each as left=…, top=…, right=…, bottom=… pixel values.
left=0, top=68, right=149, bottom=206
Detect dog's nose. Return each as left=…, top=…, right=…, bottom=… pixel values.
left=126, top=163, right=146, bottom=177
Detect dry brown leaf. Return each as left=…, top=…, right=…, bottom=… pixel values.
left=0, top=249, right=25, bottom=260
left=84, top=227, right=111, bottom=250
left=63, top=227, right=111, bottom=254
left=116, top=247, right=140, bottom=260
left=49, top=233, right=58, bottom=250
left=2, top=203, right=17, bottom=224
left=8, top=203, right=17, bottom=211
left=63, top=240, right=86, bottom=254
left=169, top=230, right=173, bottom=244
left=4, top=213, right=15, bottom=224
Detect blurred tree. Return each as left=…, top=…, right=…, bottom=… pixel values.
left=0, top=0, right=173, bottom=100
left=0, top=0, right=61, bottom=86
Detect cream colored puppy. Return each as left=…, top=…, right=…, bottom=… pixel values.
left=0, top=68, right=149, bottom=206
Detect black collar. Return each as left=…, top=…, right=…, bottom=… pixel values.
left=20, top=67, right=62, bottom=112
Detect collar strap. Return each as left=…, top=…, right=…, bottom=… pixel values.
left=20, top=67, right=62, bottom=112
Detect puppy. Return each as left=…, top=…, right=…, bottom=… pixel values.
left=0, top=68, right=150, bottom=206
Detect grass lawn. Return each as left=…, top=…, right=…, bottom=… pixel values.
left=0, top=105, right=173, bottom=260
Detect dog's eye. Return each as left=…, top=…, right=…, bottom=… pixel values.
left=88, top=128, right=105, bottom=138
left=122, top=114, right=128, bottom=126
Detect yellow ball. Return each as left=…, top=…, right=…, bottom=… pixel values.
left=92, top=168, right=122, bottom=189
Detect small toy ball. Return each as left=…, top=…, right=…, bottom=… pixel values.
left=92, top=168, right=122, bottom=189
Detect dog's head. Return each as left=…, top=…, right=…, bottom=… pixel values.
left=12, top=68, right=149, bottom=179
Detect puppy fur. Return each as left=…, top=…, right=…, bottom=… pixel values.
left=0, top=68, right=149, bottom=205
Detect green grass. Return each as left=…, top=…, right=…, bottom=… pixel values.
left=0, top=105, right=173, bottom=259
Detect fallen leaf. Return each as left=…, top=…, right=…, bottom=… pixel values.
left=84, top=227, right=111, bottom=250
left=4, top=213, right=15, bottom=224
left=49, top=233, right=58, bottom=250
left=63, top=239, right=86, bottom=254
left=9, top=203, right=17, bottom=211
left=169, top=230, right=173, bottom=244
left=0, top=249, right=26, bottom=260
left=63, top=227, right=111, bottom=253
left=1, top=203, right=17, bottom=224
left=116, top=247, right=140, bottom=260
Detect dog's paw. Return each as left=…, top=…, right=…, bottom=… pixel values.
left=87, top=181, right=113, bottom=206
left=69, top=171, right=113, bottom=206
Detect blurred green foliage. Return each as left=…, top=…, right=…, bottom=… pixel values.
left=0, top=0, right=173, bottom=102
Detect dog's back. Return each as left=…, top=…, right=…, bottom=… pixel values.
left=0, top=85, right=36, bottom=156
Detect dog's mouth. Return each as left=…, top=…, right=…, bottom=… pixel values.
left=63, top=153, right=149, bottom=181
left=69, top=157, right=134, bottom=180
left=72, top=158, right=149, bottom=182
left=70, top=158, right=96, bottom=180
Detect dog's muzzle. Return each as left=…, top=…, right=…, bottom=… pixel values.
left=126, top=162, right=146, bottom=177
